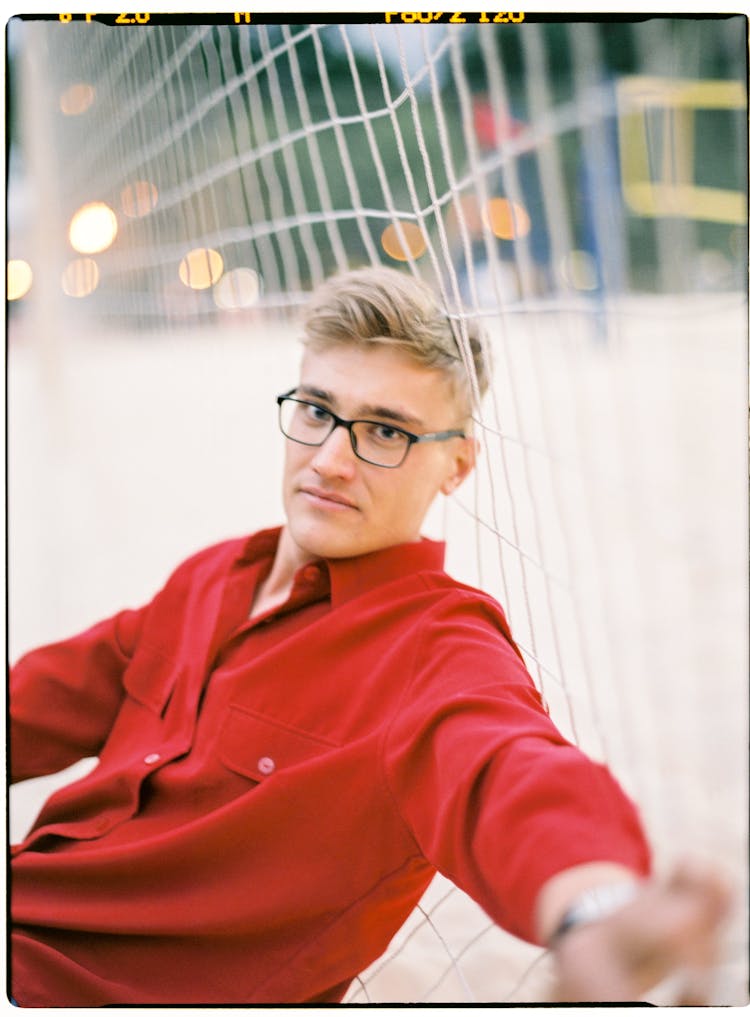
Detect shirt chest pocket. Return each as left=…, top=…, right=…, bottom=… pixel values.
left=219, top=704, right=337, bottom=783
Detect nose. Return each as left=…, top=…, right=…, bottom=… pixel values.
left=310, top=423, right=358, bottom=479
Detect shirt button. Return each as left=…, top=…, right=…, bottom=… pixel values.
left=301, top=564, right=320, bottom=581
left=144, top=752, right=161, bottom=765
left=257, top=756, right=275, bottom=776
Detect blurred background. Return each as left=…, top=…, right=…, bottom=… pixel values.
left=6, top=13, right=748, bottom=1004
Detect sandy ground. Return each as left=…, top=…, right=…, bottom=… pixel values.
left=7, top=292, right=748, bottom=1005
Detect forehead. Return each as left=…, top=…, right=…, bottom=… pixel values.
left=298, top=343, right=453, bottom=419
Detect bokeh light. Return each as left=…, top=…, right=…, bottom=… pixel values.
left=121, top=180, right=159, bottom=218
left=8, top=259, right=33, bottom=301
left=381, top=222, right=427, bottom=261
left=560, top=250, right=599, bottom=291
left=179, top=247, right=224, bottom=289
left=69, top=202, right=118, bottom=254
left=447, top=195, right=484, bottom=235
left=485, top=198, right=532, bottom=240
left=213, top=267, right=262, bottom=309
left=60, top=82, right=95, bottom=116
left=61, top=258, right=100, bottom=297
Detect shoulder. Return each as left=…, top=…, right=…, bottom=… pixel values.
left=158, top=535, right=251, bottom=591
left=174, top=535, right=248, bottom=571
left=416, top=572, right=523, bottom=663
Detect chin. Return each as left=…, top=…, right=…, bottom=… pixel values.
left=287, top=514, right=366, bottom=561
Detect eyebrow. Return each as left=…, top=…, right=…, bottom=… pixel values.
left=295, top=385, right=423, bottom=428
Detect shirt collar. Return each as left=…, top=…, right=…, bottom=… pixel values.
left=238, top=526, right=283, bottom=565
left=237, top=526, right=446, bottom=608
left=327, top=537, right=446, bottom=607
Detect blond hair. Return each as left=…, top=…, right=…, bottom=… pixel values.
left=301, top=266, right=489, bottom=412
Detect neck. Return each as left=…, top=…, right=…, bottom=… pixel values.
left=250, top=526, right=316, bottom=618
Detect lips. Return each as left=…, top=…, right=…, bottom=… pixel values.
left=299, top=485, right=359, bottom=510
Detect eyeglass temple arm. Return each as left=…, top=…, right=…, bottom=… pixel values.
left=415, top=429, right=466, bottom=443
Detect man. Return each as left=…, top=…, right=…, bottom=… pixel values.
left=9, top=267, right=729, bottom=1005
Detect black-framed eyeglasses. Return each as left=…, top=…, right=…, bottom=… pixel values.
left=276, top=389, right=465, bottom=469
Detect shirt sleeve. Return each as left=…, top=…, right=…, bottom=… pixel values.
left=382, top=591, right=651, bottom=946
left=9, top=607, right=146, bottom=783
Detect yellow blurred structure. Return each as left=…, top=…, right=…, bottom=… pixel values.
left=617, top=76, right=746, bottom=224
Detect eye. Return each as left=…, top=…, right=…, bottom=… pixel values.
left=368, top=422, right=407, bottom=446
left=303, top=402, right=333, bottom=426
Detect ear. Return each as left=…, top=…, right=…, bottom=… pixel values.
left=440, top=436, right=478, bottom=496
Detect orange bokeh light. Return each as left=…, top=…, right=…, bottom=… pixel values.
left=179, top=248, right=224, bottom=290
left=8, top=259, right=33, bottom=301
left=381, top=222, right=427, bottom=261
left=69, top=202, right=118, bottom=254
left=121, top=180, right=159, bottom=218
left=213, top=267, right=262, bottom=309
left=60, top=82, right=95, bottom=116
left=485, top=198, right=532, bottom=240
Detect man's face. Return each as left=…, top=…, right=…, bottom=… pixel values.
left=281, top=343, right=475, bottom=562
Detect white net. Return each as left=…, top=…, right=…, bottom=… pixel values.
left=7, top=13, right=748, bottom=1004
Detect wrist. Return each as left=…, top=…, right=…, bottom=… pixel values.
left=550, top=881, right=640, bottom=946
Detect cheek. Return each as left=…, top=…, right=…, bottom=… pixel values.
left=281, top=446, right=305, bottom=508
left=377, top=471, right=439, bottom=524
left=283, top=442, right=307, bottom=481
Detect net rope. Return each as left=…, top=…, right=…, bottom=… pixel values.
left=8, top=14, right=747, bottom=1005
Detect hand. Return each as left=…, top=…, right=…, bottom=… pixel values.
left=550, top=860, right=732, bottom=1004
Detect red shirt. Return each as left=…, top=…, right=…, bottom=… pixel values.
left=10, top=528, right=650, bottom=1005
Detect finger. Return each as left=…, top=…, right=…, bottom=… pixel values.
left=668, top=859, right=733, bottom=927
left=619, top=865, right=731, bottom=970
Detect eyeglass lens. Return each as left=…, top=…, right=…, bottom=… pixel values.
left=279, top=398, right=410, bottom=467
